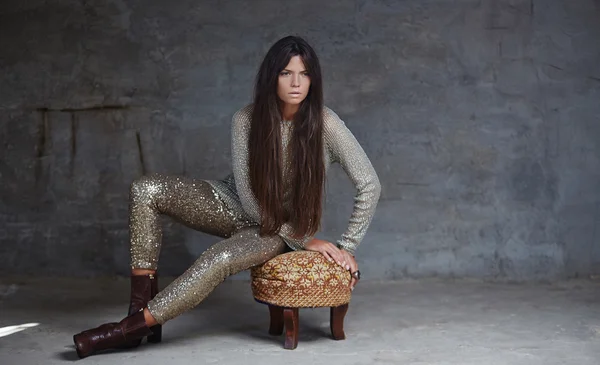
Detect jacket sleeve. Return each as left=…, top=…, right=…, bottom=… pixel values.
left=323, top=107, right=381, bottom=255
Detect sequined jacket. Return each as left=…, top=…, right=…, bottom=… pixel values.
left=207, top=105, right=381, bottom=255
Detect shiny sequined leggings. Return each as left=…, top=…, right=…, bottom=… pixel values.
left=129, top=173, right=287, bottom=324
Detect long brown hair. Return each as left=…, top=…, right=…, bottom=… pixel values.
left=249, top=35, right=325, bottom=239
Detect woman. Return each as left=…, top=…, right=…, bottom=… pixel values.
left=72, top=35, right=381, bottom=358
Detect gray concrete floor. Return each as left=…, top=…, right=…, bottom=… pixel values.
left=0, top=277, right=599, bottom=365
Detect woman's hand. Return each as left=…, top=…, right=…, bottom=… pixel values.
left=339, top=249, right=359, bottom=290
left=305, top=238, right=344, bottom=265
left=304, top=238, right=360, bottom=290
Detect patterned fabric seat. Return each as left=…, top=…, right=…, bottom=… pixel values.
left=251, top=251, right=352, bottom=349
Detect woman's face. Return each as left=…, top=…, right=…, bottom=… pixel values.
left=277, top=55, right=311, bottom=108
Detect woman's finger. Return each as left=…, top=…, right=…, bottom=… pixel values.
left=339, top=250, right=354, bottom=272
left=324, top=246, right=340, bottom=263
left=340, top=251, right=359, bottom=289
left=332, top=248, right=347, bottom=268
left=338, top=250, right=348, bottom=270
left=334, top=246, right=348, bottom=267
left=322, top=242, right=339, bottom=262
left=320, top=249, right=335, bottom=263
left=344, top=252, right=355, bottom=272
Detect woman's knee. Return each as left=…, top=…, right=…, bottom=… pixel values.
left=129, top=173, right=164, bottom=203
left=199, top=232, right=283, bottom=276
left=198, top=248, right=239, bottom=279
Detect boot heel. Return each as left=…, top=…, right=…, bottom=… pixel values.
left=147, top=325, right=162, bottom=343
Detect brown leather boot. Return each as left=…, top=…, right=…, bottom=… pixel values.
left=147, top=274, right=162, bottom=343
left=73, top=310, right=153, bottom=359
left=123, top=273, right=162, bottom=347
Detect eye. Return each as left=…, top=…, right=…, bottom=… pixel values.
left=279, top=71, right=290, bottom=76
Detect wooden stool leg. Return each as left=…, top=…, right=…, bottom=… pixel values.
left=330, top=304, right=349, bottom=340
left=283, top=307, right=299, bottom=350
left=268, top=305, right=284, bottom=335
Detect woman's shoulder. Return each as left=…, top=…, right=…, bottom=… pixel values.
left=322, top=105, right=347, bottom=130
left=233, top=104, right=253, bottom=122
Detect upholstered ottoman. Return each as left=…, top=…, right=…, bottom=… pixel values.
left=250, top=251, right=352, bottom=349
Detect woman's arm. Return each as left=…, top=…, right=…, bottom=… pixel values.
left=324, top=107, right=382, bottom=256
left=230, top=107, right=311, bottom=250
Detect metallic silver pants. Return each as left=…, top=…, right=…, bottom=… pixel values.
left=129, top=173, right=287, bottom=324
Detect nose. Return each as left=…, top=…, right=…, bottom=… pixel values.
left=291, top=74, right=300, bottom=87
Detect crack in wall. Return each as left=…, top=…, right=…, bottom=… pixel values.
left=34, top=109, right=49, bottom=185
left=135, top=130, right=146, bottom=175
left=70, top=112, right=78, bottom=175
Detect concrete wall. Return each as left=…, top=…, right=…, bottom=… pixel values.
left=1, top=0, right=599, bottom=280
